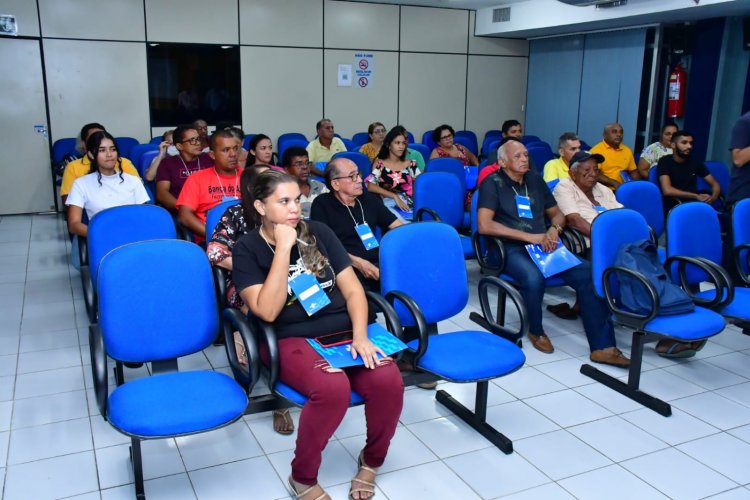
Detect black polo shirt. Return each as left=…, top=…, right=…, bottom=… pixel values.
left=310, top=192, right=397, bottom=263
left=656, top=155, right=710, bottom=194
left=477, top=169, right=556, bottom=246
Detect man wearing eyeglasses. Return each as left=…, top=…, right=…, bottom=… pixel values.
left=155, top=124, right=214, bottom=213
left=311, top=158, right=403, bottom=292
left=282, top=146, right=328, bottom=218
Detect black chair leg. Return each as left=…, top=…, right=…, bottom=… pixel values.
left=114, top=361, right=124, bottom=386
left=435, top=381, right=514, bottom=454
left=130, top=438, right=146, bottom=499
left=580, top=331, right=672, bottom=417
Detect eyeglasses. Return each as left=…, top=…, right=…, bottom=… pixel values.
left=181, top=137, right=201, bottom=145
left=373, top=129, right=386, bottom=134
left=332, top=171, right=362, bottom=182
left=291, top=161, right=312, bottom=168
left=439, top=134, right=453, bottom=141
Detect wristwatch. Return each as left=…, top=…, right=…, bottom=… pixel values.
left=553, top=223, right=563, bottom=234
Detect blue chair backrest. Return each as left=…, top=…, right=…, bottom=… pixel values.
left=341, top=138, right=355, bottom=152
left=278, top=132, right=307, bottom=145
left=405, top=131, right=415, bottom=144
left=242, top=134, right=257, bottom=151
left=98, top=240, right=218, bottom=361
left=705, top=160, right=730, bottom=196
left=615, top=181, right=665, bottom=238
left=206, top=199, right=241, bottom=239
left=666, top=202, right=722, bottom=284
left=138, top=150, right=159, bottom=178
left=590, top=208, right=651, bottom=298
left=486, top=139, right=501, bottom=158
left=521, top=135, right=541, bottom=145
left=455, top=130, right=479, bottom=156
left=453, top=136, right=477, bottom=157
left=527, top=146, right=555, bottom=173
left=408, top=144, right=430, bottom=165
left=421, top=131, right=438, bottom=152
left=115, top=137, right=139, bottom=160
left=352, top=132, right=369, bottom=148
left=579, top=140, right=592, bottom=151
left=648, top=166, right=659, bottom=186
left=150, top=136, right=162, bottom=145
left=332, top=151, right=372, bottom=179
left=52, top=138, right=78, bottom=164
left=482, top=130, right=502, bottom=156
left=470, top=189, right=480, bottom=236
left=425, top=157, right=466, bottom=193
left=129, top=144, right=159, bottom=171
left=278, top=139, right=309, bottom=164
left=547, top=179, right=560, bottom=191
left=380, top=222, right=468, bottom=325
left=734, top=199, right=750, bottom=276
left=88, top=205, right=177, bottom=286
left=413, top=172, right=464, bottom=228
left=524, top=140, right=551, bottom=150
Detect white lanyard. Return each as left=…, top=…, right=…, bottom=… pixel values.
left=179, top=155, right=200, bottom=177
left=340, top=197, right=366, bottom=227
left=213, top=168, right=239, bottom=196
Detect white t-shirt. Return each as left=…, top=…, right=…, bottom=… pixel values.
left=66, top=172, right=150, bottom=220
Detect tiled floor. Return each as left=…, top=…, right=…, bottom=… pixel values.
left=3, top=213, right=750, bottom=499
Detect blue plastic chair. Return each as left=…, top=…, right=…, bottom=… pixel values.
left=115, top=137, right=139, bottom=160
left=413, top=173, right=473, bottom=258
left=242, top=134, right=256, bottom=151
left=421, top=130, right=438, bottom=152
left=129, top=144, right=159, bottom=172
left=91, top=239, right=252, bottom=499
left=615, top=181, right=666, bottom=262
left=277, top=139, right=309, bottom=164
left=455, top=130, right=479, bottom=156
left=579, top=140, right=592, bottom=151
left=380, top=222, right=526, bottom=453
left=277, top=133, right=307, bottom=159
left=481, top=131, right=502, bottom=157
left=733, top=199, right=750, bottom=284
left=453, top=136, right=477, bottom=158
left=332, top=151, right=372, bottom=179
left=137, top=150, right=159, bottom=178
left=408, top=144, right=430, bottom=165
left=81, top=205, right=177, bottom=324
left=52, top=137, right=78, bottom=165
left=526, top=145, right=555, bottom=173
left=648, top=166, right=659, bottom=186
left=341, top=138, right=355, bottom=152
left=206, top=199, right=241, bottom=240
left=425, top=158, right=466, bottom=193
left=149, top=136, right=162, bottom=145
left=585, top=208, right=725, bottom=416
left=521, top=135, right=541, bottom=145
left=704, top=161, right=730, bottom=196
left=351, top=132, right=369, bottom=148
left=666, top=202, right=750, bottom=332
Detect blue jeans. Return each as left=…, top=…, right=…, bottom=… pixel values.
left=503, top=244, right=616, bottom=352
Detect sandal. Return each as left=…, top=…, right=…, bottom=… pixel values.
left=349, top=452, right=378, bottom=500
left=272, top=408, right=295, bottom=435
left=655, top=339, right=697, bottom=359
left=233, top=331, right=248, bottom=366
left=287, top=476, right=330, bottom=500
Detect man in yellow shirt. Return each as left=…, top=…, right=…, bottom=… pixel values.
left=306, top=119, right=347, bottom=175
left=543, top=132, right=582, bottom=182
left=60, top=122, right=140, bottom=204
left=590, top=123, right=645, bottom=189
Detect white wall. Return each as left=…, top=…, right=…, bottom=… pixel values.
left=6, top=0, right=529, bottom=151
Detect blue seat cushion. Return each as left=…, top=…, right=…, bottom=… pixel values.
left=274, top=381, right=364, bottom=407
left=643, top=306, right=725, bottom=340
left=696, top=288, right=750, bottom=321
left=108, top=371, right=247, bottom=438
left=461, top=235, right=474, bottom=259
left=407, top=330, right=525, bottom=382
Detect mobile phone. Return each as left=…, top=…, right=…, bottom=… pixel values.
left=315, top=330, right=353, bottom=348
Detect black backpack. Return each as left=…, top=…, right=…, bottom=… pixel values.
left=613, top=239, right=695, bottom=316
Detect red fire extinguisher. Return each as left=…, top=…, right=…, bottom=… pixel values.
left=667, top=64, right=686, bottom=118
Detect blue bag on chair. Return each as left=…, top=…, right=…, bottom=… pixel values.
left=614, top=239, right=695, bottom=315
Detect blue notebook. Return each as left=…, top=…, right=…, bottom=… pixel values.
left=525, top=239, right=581, bottom=278
left=306, top=324, right=408, bottom=368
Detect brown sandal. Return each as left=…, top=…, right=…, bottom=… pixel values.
left=272, top=408, right=294, bottom=435
left=233, top=331, right=248, bottom=366
left=349, top=452, right=378, bottom=500
left=287, top=476, right=330, bottom=500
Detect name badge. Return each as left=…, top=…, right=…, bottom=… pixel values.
left=288, top=272, right=330, bottom=316
left=355, top=223, right=379, bottom=250
left=516, top=195, right=533, bottom=219
left=593, top=205, right=607, bottom=214
left=222, top=196, right=239, bottom=203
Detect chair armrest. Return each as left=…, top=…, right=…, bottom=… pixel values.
left=252, top=317, right=281, bottom=392
left=561, top=227, right=587, bottom=256
left=602, top=265, right=660, bottom=328
left=221, top=308, right=260, bottom=395
left=415, top=207, right=441, bottom=222
left=664, top=255, right=733, bottom=310
left=78, top=235, right=88, bottom=267
left=384, top=290, right=429, bottom=365
left=89, top=325, right=109, bottom=419
left=734, top=243, right=750, bottom=286
left=365, top=291, right=403, bottom=339
left=212, top=267, right=229, bottom=312
left=648, top=226, right=659, bottom=246
left=477, top=276, right=528, bottom=343
left=472, top=233, right=506, bottom=275
left=175, top=221, right=194, bottom=242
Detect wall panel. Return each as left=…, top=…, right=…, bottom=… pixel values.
left=145, top=0, right=238, bottom=44
left=240, top=0, right=322, bottom=48
left=400, top=6, right=467, bottom=54
left=324, top=1, right=399, bottom=51
left=38, top=0, right=144, bottom=41
left=1, top=0, right=40, bottom=37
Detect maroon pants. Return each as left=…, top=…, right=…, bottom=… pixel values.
left=276, top=337, right=404, bottom=485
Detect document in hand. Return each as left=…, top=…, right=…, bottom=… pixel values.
left=525, top=239, right=581, bottom=278
left=306, top=323, right=408, bottom=368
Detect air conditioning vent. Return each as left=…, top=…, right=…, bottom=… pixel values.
left=492, top=7, right=511, bottom=23
left=557, top=0, right=627, bottom=6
